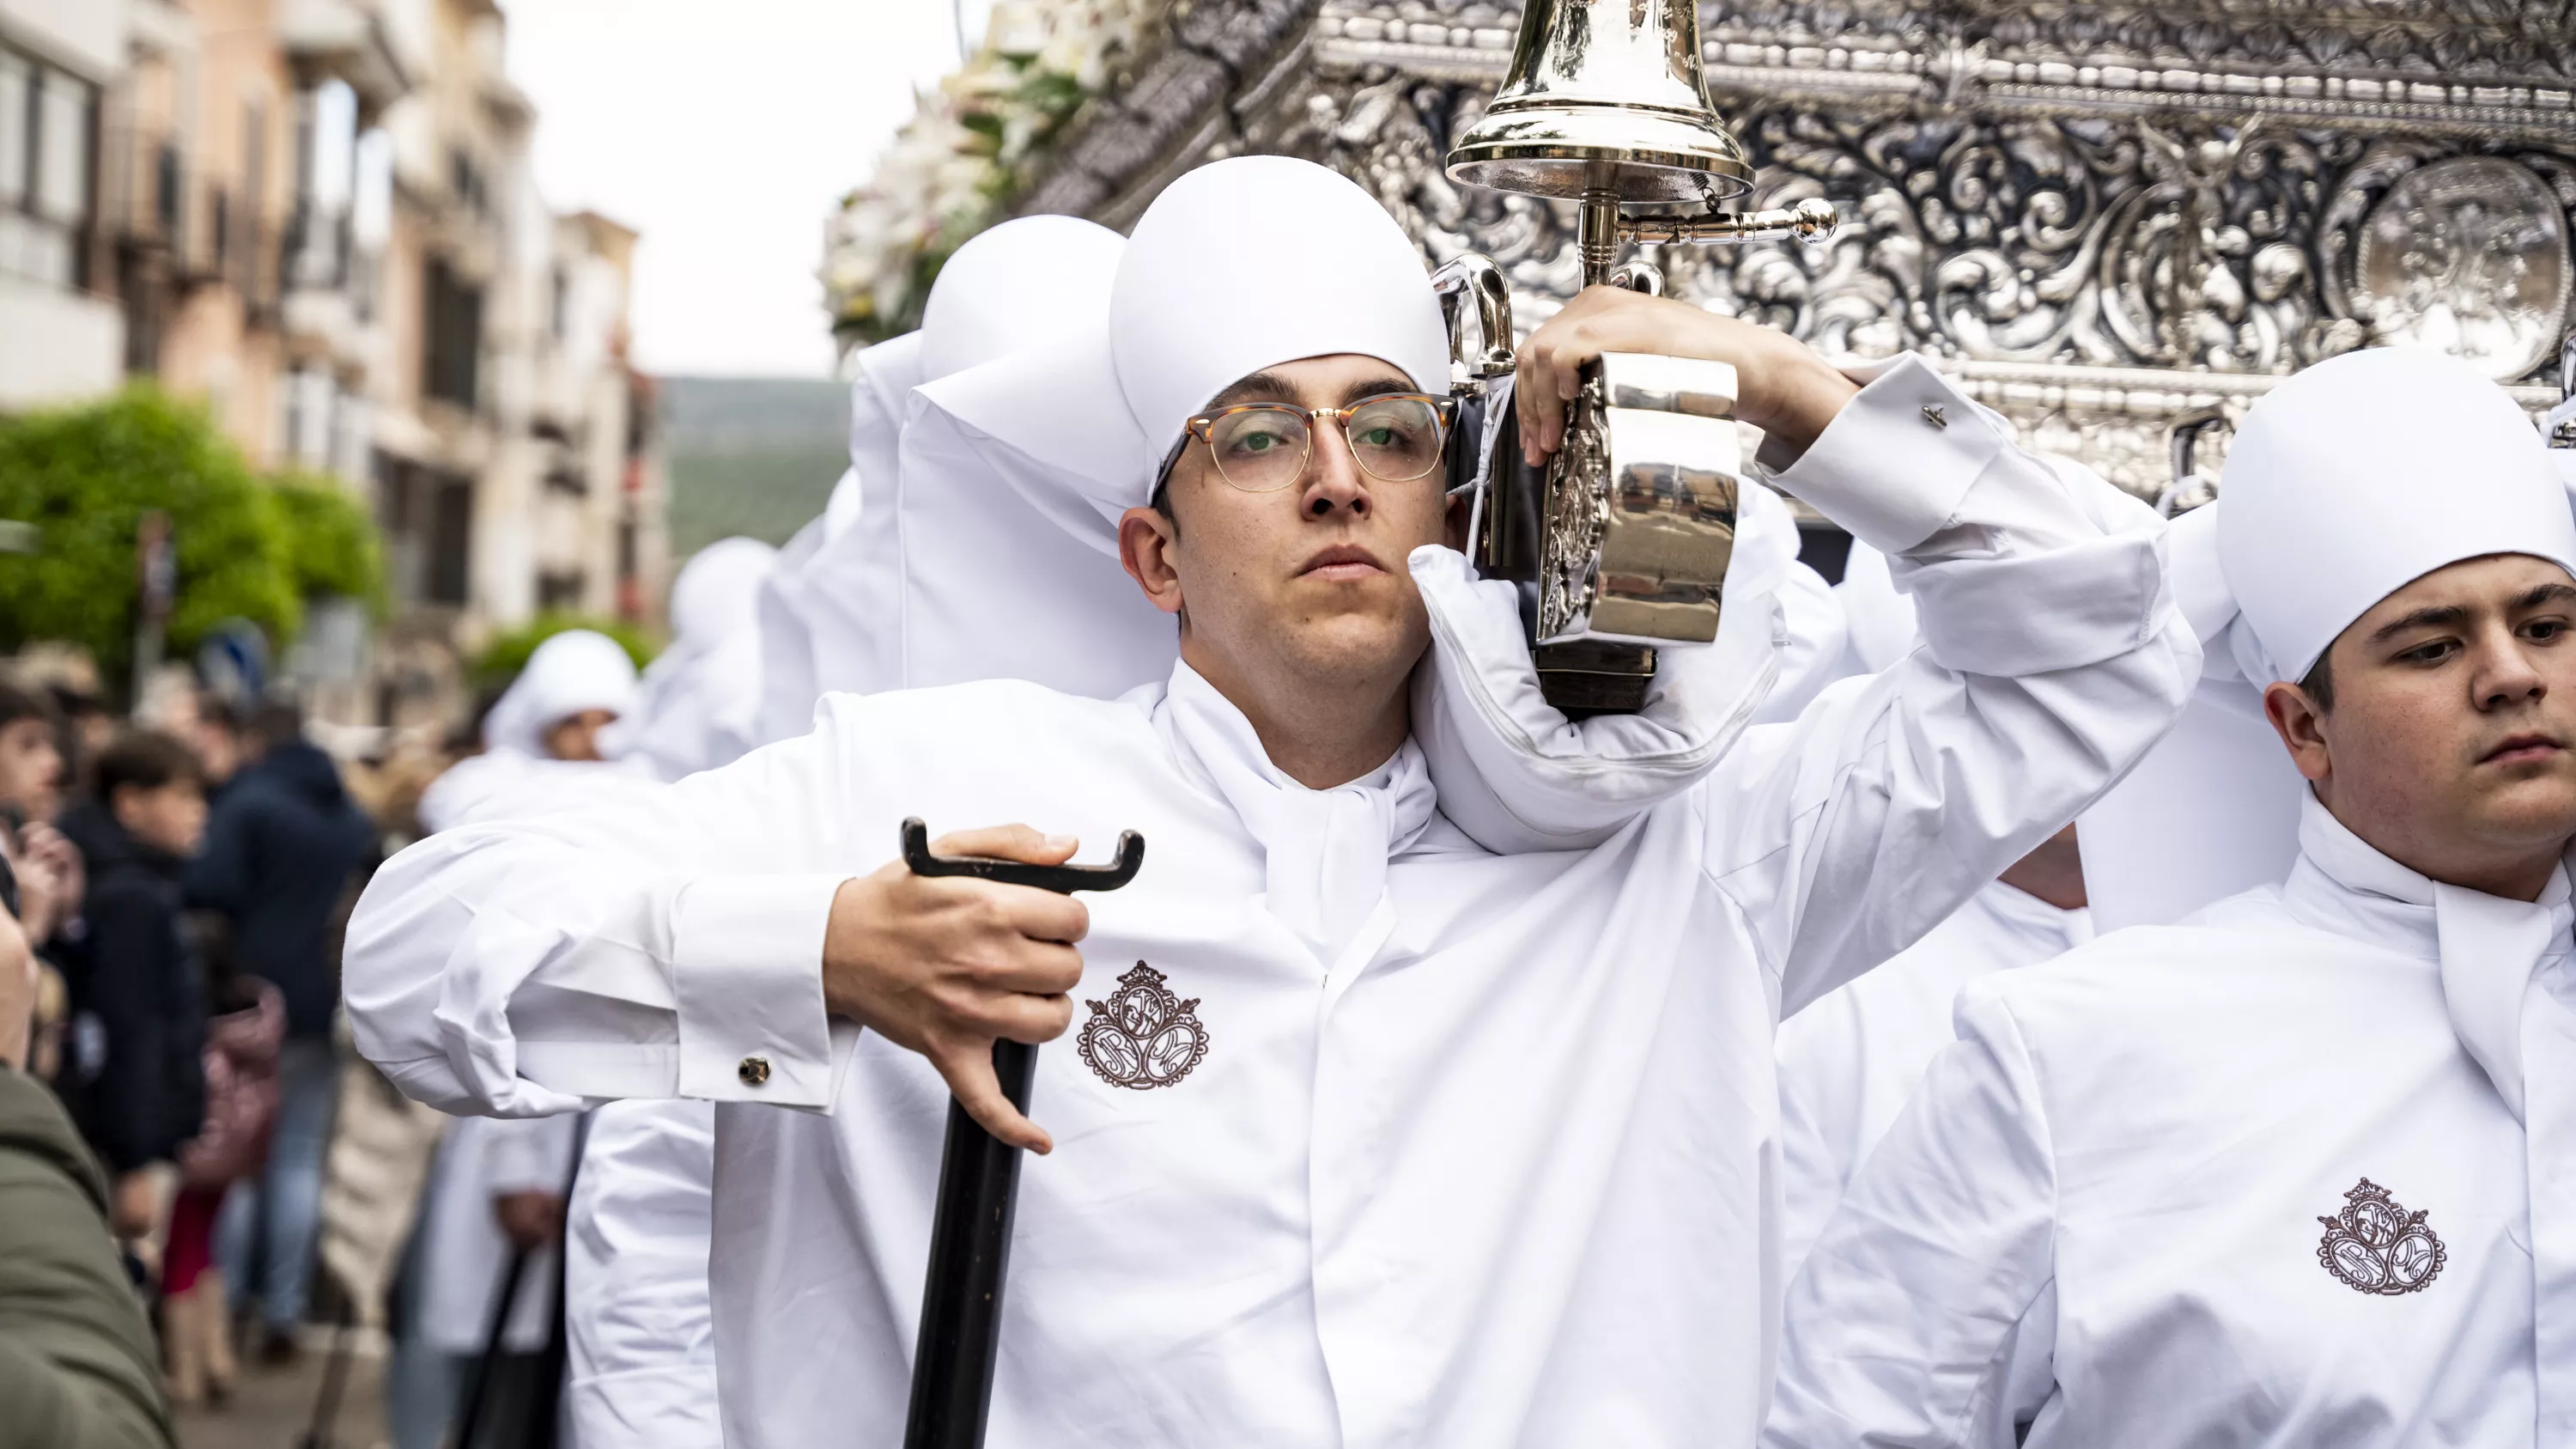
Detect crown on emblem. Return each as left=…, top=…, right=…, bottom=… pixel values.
left=2316, top=1177, right=2446, bottom=1297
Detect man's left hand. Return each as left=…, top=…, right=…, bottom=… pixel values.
left=495, top=1190, right=566, bottom=1250
left=1515, top=286, right=1858, bottom=468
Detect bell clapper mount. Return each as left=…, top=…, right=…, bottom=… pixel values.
left=1443, top=0, right=1849, bottom=286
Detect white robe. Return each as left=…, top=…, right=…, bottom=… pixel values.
left=619, top=629, right=766, bottom=782
left=344, top=362, right=2194, bottom=1449
left=417, top=1111, right=581, bottom=1354
left=1767, top=795, right=2576, bottom=1447
left=1774, top=880, right=2089, bottom=1275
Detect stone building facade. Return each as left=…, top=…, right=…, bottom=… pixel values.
left=1010, top=0, right=2574, bottom=497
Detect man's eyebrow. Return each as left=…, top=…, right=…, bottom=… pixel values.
left=1205, top=371, right=1295, bottom=411
left=1340, top=376, right=1419, bottom=406
left=2369, top=604, right=2469, bottom=644
left=2517, top=581, right=2576, bottom=610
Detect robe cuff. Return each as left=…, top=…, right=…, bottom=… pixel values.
left=670, top=874, right=849, bottom=1109
left=1771, top=353, right=1999, bottom=556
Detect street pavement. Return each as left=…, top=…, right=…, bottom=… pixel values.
left=173, top=1329, right=392, bottom=1449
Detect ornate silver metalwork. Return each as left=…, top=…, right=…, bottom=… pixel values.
left=1012, top=0, right=2575, bottom=495
left=2356, top=157, right=2572, bottom=379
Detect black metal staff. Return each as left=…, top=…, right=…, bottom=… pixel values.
left=900, top=818, right=1146, bottom=1449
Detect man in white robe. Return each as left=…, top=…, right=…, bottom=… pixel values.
left=343, top=155, right=2195, bottom=1449
left=1767, top=345, right=2576, bottom=1448
left=1771, top=543, right=2093, bottom=1274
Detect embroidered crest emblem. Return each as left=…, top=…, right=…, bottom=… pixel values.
left=1075, top=964, right=1210, bottom=1090
left=2316, top=1178, right=2447, bottom=1296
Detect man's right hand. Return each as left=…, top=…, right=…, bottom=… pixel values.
left=821, top=825, right=1092, bottom=1154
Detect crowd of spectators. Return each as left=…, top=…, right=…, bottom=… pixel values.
left=0, top=673, right=374, bottom=1439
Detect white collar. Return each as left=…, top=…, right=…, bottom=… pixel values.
left=2281, top=792, right=2573, bottom=1123
left=1151, top=661, right=1437, bottom=965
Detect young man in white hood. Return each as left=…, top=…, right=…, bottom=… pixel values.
left=1767, top=345, right=2576, bottom=1447
left=343, top=155, right=2194, bottom=1448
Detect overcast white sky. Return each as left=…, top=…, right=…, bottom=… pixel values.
left=501, top=0, right=967, bottom=378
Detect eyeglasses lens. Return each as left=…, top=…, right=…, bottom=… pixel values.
left=1346, top=396, right=1443, bottom=482
left=1208, top=407, right=1311, bottom=492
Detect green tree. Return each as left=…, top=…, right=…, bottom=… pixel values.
left=471, top=612, right=656, bottom=692
left=0, top=387, right=300, bottom=687
left=269, top=469, right=389, bottom=617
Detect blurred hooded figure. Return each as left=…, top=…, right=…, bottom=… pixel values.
left=610, top=537, right=780, bottom=782
left=753, top=213, right=1145, bottom=746
left=416, top=630, right=643, bottom=835
left=392, top=631, right=639, bottom=1449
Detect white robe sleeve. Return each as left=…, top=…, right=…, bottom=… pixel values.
left=344, top=720, right=863, bottom=1117
left=1702, top=356, right=2195, bottom=1012
left=1765, top=982, right=2059, bottom=1449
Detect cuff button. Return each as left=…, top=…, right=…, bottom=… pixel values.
left=738, top=1056, right=773, bottom=1087
left=1920, top=403, right=1948, bottom=429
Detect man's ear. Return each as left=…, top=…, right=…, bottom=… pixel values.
left=2263, top=678, right=2334, bottom=785
left=1120, top=507, right=1185, bottom=618
left=1443, top=492, right=1473, bottom=553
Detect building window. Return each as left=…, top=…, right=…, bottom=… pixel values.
left=538, top=571, right=586, bottom=610
left=0, top=46, right=98, bottom=291
left=424, top=257, right=483, bottom=411
left=428, top=473, right=473, bottom=606
left=377, top=453, right=474, bottom=608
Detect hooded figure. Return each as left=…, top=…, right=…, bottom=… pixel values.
left=1771, top=347, right=2576, bottom=1449
left=397, top=630, right=640, bottom=1449
left=346, top=155, right=2192, bottom=1449
left=611, top=537, right=779, bottom=781
left=418, top=630, right=642, bottom=835
left=755, top=215, right=1138, bottom=746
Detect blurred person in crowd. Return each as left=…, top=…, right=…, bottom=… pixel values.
left=0, top=682, right=82, bottom=948
left=188, top=701, right=374, bottom=1361
left=178, top=694, right=248, bottom=801
left=50, top=684, right=115, bottom=792
left=0, top=874, right=179, bottom=1449
left=54, top=733, right=210, bottom=1277
left=161, top=940, right=283, bottom=1408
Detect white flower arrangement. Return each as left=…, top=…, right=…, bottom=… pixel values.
left=822, top=0, right=1156, bottom=346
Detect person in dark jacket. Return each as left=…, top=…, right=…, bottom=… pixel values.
left=0, top=886, right=177, bottom=1449
left=58, top=733, right=210, bottom=1263
left=185, top=703, right=373, bottom=1358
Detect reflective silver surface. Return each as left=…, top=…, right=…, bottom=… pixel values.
left=1445, top=0, right=1757, bottom=202
left=1541, top=352, right=1743, bottom=644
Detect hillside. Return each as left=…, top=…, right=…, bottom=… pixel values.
left=657, top=375, right=850, bottom=557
